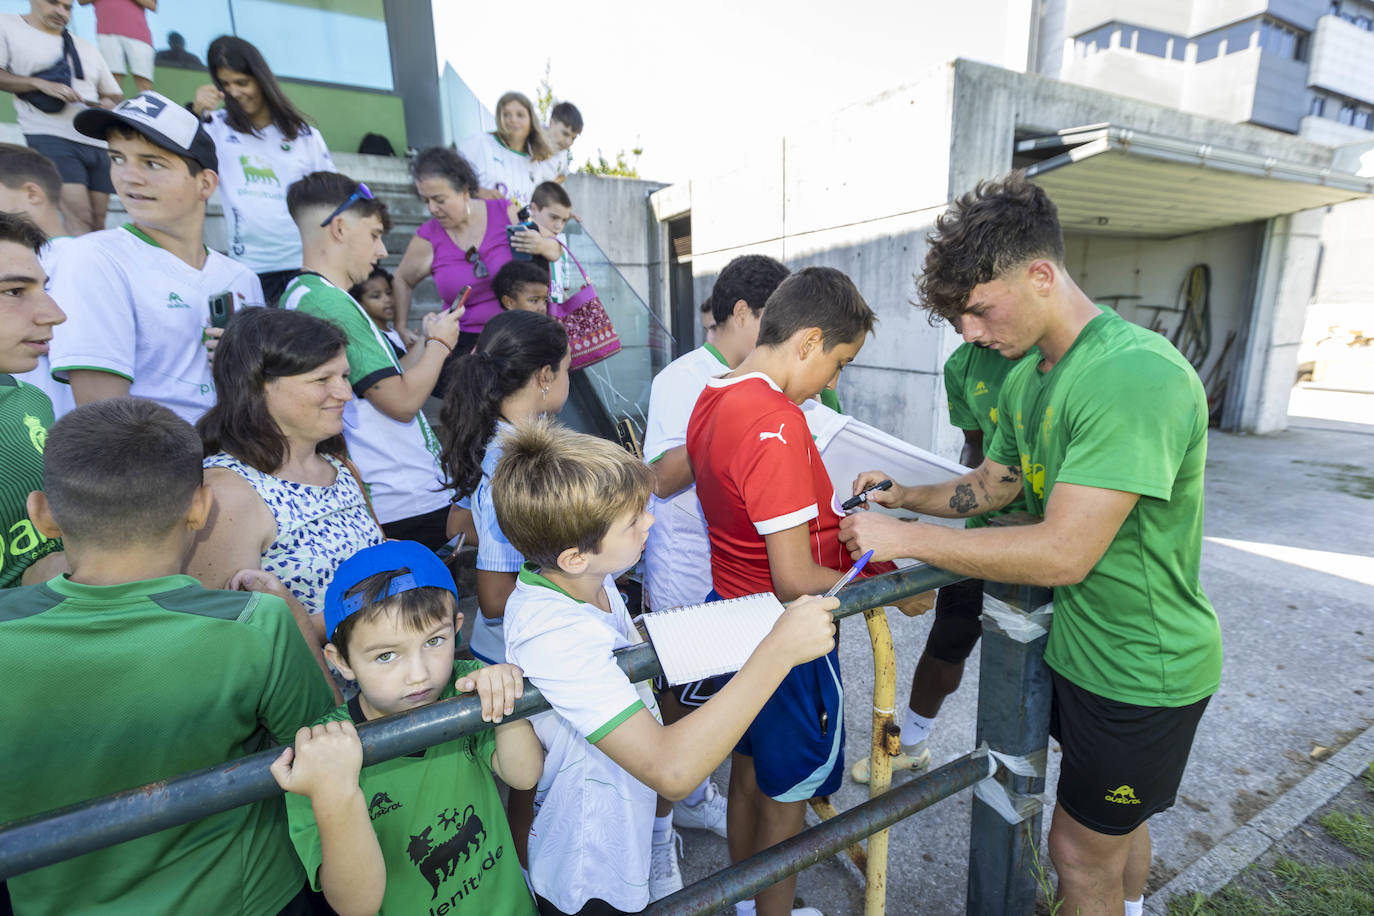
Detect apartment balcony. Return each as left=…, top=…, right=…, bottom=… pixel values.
left=1309, top=14, right=1374, bottom=105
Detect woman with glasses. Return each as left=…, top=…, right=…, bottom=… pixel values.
left=192, top=35, right=335, bottom=304
left=392, top=148, right=560, bottom=384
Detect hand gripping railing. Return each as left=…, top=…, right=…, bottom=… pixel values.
left=0, top=563, right=966, bottom=883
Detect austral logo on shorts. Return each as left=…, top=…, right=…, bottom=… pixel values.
left=1105, top=785, right=1142, bottom=805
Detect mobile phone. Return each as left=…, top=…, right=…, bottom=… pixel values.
left=208, top=291, right=234, bottom=329
left=506, top=221, right=537, bottom=261
left=446, top=285, right=472, bottom=313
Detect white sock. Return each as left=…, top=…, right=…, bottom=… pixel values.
left=734, top=901, right=756, bottom=915
left=653, top=813, right=673, bottom=845
left=683, top=779, right=709, bottom=807
left=901, top=708, right=935, bottom=748
left=1124, top=896, right=1143, bottom=916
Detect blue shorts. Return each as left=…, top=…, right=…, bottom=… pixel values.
left=708, top=589, right=847, bottom=801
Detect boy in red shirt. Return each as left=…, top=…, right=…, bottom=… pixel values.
left=686, top=266, right=888, bottom=916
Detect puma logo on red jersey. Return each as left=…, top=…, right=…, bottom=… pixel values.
left=758, top=423, right=787, bottom=445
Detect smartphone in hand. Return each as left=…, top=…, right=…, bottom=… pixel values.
left=445, top=285, right=472, bottom=313
left=208, top=291, right=234, bottom=329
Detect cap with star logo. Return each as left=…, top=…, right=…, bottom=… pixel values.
left=74, top=91, right=218, bottom=172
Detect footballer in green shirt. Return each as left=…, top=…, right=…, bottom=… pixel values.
left=839, top=174, right=1221, bottom=916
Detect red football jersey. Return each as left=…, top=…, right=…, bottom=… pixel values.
left=687, top=373, right=886, bottom=598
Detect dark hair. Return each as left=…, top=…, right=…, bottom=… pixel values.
left=0, top=209, right=48, bottom=254
left=412, top=147, right=478, bottom=196
left=699, top=300, right=713, bottom=315
left=493, top=260, right=550, bottom=305
left=331, top=567, right=456, bottom=662
left=530, top=181, right=571, bottom=210
left=44, top=398, right=203, bottom=548
left=438, top=310, right=568, bottom=500
left=286, top=170, right=391, bottom=232
left=916, top=172, right=1065, bottom=324
left=107, top=125, right=204, bottom=177
left=197, top=308, right=349, bottom=472
left=207, top=35, right=313, bottom=141
left=549, top=101, right=583, bottom=133
left=0, top=143, right=62, bottom=203
left=710, top=254, right=790, bottom=324
left=349, top=265, right=392, bottom=302
left=755, top=266, right=876, bottom=351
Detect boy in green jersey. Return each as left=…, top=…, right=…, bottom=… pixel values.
left=0, top=209, right=64, bottom=589
left=272, top=539, right=543, bottom=916
left=1, top=397, right=336, bottom=915
left=840, top=173, right=1221, bottom=916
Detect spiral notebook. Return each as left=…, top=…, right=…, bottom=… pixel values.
left=642, top=592, right=787, bottom=686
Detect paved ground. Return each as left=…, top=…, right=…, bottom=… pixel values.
left=672, top=389, right=1374, bottom=914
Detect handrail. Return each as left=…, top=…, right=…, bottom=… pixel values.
left=646, top=748, right=997, bottom=915
left=0, top=563, right=964, bottom=881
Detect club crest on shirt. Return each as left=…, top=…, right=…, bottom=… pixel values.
left=239, top=154, right=281, bottom=186
left=407, top=803, right=503, bottom=902
left=24, top=414, right=45, bottom=453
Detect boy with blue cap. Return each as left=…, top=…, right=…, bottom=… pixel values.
left=272, top=540, right=543, bottom=916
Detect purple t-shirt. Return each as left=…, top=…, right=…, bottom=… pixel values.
left=416, top=198, right=513, bottom=335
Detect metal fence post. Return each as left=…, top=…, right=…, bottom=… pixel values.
left=966, top=584, right=1054, bottom=916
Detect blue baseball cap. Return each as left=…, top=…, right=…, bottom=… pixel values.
left=323, top=540, right=458, bottom=640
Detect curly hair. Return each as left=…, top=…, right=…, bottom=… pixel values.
left=915, top=172, right=1064, bottom=324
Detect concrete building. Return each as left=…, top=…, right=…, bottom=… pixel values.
left=650, top=59, right=1372, bottom=460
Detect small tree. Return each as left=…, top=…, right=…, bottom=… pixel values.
left=579, top=145, right=644, bottom=178
left=535, top=59, right=554, bottom=123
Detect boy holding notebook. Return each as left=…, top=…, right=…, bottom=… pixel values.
left=686, top=266, right=889, bottom=916
left=491, top=418, right=839, bottom=916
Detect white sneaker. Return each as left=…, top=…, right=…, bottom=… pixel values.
left=649, top=829, right=684, bottom=901
left=791, top=908, right=824, bottom=915
left=673, top=779, right=728, bottom=837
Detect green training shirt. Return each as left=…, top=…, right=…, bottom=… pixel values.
left=286, top=660, right=536, bottom=916
left=942, top=343, right=1032, bottom=529
left=985, top=314, right=1222, bottom=707
left=0, top=574, right=336, bottom=915
left=0, top=375, right=61, bottom=588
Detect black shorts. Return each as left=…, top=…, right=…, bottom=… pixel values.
left=24, top=134, right=115, bottom=193
left=924, top=577, right=984, bottom=664
left=537, top=894, right=639, bottom=916
left=653, top=672, right=726, bottom=708
left=1049, top=670, right=1210, bottom=835
left=380, top=506, right=450, bottom=552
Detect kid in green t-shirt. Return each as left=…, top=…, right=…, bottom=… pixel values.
left=272, top=539, right=543, bottom=916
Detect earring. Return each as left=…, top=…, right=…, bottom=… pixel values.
left=541, top=385, right=549, bottom=400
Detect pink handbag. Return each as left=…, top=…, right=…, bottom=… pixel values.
left=550, top=242, right=621, bottom=370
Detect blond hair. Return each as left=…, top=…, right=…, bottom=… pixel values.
left=492, top=418, right=651, bottom=568
left=495, top=91, right=555, bottom=163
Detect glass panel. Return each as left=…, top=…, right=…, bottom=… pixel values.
left=1224, top=20, right=1257, bottom=54
left=145, top=4, right=234, bottom=72
left=1195, top=32, right=1224, bottom=62
left=1136, top=27, right=1170, bottom=57
left=1310, top=96, right=1327, bottom=117
left=230, top=0, right=393, bottom=90
left=1117, top=25, right=1137, bottom=50
left=1169, top=37, right=1187, bottom=60
left=562, top=219, right=675, bottom=440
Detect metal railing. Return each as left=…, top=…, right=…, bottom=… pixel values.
left=0, top=565, right=1053, bottom=916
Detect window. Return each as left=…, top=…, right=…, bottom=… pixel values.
left=1224, top=19, right=1258, bottom=54
left=1310, top=96, right=1327, bottom=117
left=233, top=0, right=393, bottom=91
left=1169, top=36, right=1187, bottom=60
left=1355, top=109, right=1372, bottom=130
left=1136, top=27, right=1170, bottom=57
left=1117, top=25, right=1138, bottom=50
left=1075, top=24, right=1117, bottom=56
left=1339, top=102, right=1357, bottom=125
left=1260, top=18, right=1309, bottom=60
left=1195, top=31, right=1224, bottom=61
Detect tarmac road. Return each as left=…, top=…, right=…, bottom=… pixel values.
left=677, top=392, right=1374, bottom=915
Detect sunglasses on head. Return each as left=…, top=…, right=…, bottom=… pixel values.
left=319, top=182, right=375, bottom=227
left=466, top=246, right=489, bottom=279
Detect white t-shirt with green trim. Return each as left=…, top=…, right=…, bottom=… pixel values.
left=48, top=224, right=266, bottom=425
left=502, top=564, right=661, bottom=914
left=283, top=273, right=449, bottom=526
left=204, top=111, right=335, bottom=274
left=457, top=131, right=545, bottom=209
left=642, top=343, right=729, bottom=611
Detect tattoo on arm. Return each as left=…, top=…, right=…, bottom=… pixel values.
left=950, top=483, right=978, bottom=514
left=999, top=464, right=1022, bottom=484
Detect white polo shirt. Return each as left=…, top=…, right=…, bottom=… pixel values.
left=48, top=225, right=266, bottom=425
left=204, top=111, right=335, bottom=275
left=642, top=343, right=729, bottom=611
left=503, top=565, right=660, bottom=914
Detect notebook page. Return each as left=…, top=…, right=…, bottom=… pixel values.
left=643, top=593, right=787, bottom=686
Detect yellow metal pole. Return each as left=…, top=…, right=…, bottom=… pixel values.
left=808, top=797, right=868, bottom=872
left=863, top=606, right=899, bottom=916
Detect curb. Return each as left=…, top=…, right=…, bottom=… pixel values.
left=1143, top=722, right=1374, bottom=914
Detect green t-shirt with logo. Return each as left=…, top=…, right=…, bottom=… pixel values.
left=942, top=343, right=1033, bottom=529
left=985, top=314, right=1222, bottom=707
left=285, top=660, right=536, bottom=916
left=0, top=375, right=61, bottom=589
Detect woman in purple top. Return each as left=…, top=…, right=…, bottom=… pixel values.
left=392, top=149, right=558, bottom=379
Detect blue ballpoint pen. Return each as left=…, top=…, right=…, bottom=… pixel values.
left=825, top=549, right=873, bottom=598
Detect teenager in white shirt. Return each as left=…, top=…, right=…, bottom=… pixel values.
left=49, top=91, right=265, bottom=424
left=458, top=91, right=555, bottom=209
left=192, top=36, right=334, bottom=304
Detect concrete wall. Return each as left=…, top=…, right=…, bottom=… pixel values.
left=1308, top=15, right=1374, bottom=104
left=1059, top=49, right=1189, bottom=110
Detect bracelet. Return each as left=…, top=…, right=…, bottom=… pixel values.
left=425, top=336, right=453, bottom=354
